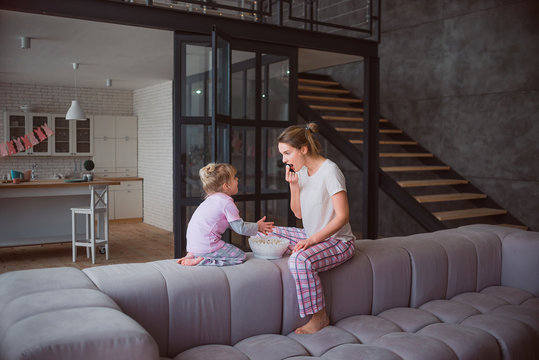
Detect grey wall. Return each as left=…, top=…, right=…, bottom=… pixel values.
left=311, top=0, right=539, bottom=235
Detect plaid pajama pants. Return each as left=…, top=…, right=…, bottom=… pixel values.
left=272, top=226, right=355, bottom=318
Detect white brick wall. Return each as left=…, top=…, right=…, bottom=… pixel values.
left=134, top=81, right=173, bottom=232
left=0, top=82, right=133, bottom=179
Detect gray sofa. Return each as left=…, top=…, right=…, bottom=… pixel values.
left=0, top=224, right=538, bottom=360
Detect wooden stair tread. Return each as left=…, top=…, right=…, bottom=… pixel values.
left=298, top=85, right=350, bottom=94
left=398, top=179, right=469, bottom=187
left=350, top=140, right=418, bottom=145
left=380, top=152, right=433, bottom=158
left=299, top=95, right=362, bottom=103
left=298, top=78, right=340, bottom=86
left=310, top=105, right=363, bottom=112
left=336, top=127, right=403, bottom=134
left=381, top=165, right=450, bottom=172
left=415, top=193, right=487, bottom=203
left=499, top=224, right=528, bottom=230
left=433, top=208, right=507, bottom=221
left=322, top=115, right=389, bottom=123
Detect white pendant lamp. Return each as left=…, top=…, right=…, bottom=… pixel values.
left=66, top=63, right=86, bottom=120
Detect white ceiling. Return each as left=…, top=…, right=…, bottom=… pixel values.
left=0, top=10, right=362, bottom=91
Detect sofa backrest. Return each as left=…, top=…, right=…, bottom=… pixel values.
left=82, top=224, right=538, bottom=359
left=83, top=255, right=283, bottom=358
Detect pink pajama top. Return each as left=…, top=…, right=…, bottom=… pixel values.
left=186, top=192, right=241, bottom=254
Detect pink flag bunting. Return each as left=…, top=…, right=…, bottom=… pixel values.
left=35, top=127, right=46, bottom=141
left=42, top=123, right=54, bottom=137
left=0, top=143, right=8, bottom=157
left=7, top=140, right=17, bottom=155
left=14, top=138, right=25, bottom=152
left=22, top=135, right=32, bottom=149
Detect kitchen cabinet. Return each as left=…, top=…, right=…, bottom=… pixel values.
left=3, top=112, right=52, bottom=155
left=93, top=115, right=137, bottom=177
left=109, top=180, right=143, bottom=220
left=51, top=114, right=93, bottom=156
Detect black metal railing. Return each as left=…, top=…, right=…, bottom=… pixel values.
left=112, top=0, right=380, bottom=41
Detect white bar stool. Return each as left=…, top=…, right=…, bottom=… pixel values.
left=71, top=184, right=109, bottom=264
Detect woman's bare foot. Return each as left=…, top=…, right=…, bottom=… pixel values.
left=295, top=308, right=330, bottom=334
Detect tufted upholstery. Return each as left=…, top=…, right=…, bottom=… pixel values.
left=0, top=224, right=537, bottom=360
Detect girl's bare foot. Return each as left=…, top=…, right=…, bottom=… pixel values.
left=177, top=253, right=204, bottom=266
left=181, top=256, right=204, bottom=266
left=295, top=308, right=330, bottom=334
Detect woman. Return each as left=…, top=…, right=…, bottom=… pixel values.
left=273, top=122, right=355, bottom=334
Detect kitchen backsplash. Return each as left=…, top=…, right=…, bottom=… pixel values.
left=0, top=82, right=133, bottom=179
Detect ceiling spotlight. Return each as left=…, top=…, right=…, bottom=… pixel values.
left=20, top=36, right=30, bottom=49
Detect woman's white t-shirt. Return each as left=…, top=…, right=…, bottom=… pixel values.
left=297, top=159, right=355, bottom=242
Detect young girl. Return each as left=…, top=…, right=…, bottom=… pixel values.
left=177, top=163, right=274, bottom=266
left=274, top=122, right=355, bottom=334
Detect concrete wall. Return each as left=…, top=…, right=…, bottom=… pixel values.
left=311, top=0, right=539, bottom=234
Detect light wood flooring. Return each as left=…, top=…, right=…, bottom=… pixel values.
left=0, top=222, right=174, bottom=274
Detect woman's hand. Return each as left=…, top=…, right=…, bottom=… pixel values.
left=293, top=237, right=317, bottom=252
left=285, top=165, right=299, bottom=185
left=257, top=216, right=274, bottom=235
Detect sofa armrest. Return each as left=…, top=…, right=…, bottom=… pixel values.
left=501, top=230, right=539, bottom=296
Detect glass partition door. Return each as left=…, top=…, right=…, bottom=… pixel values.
left=174, top=30, right=297, bottom=256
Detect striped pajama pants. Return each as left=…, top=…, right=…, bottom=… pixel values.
left=272, top=226, right=355, bottom=318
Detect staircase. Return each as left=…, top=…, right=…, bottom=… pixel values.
left=297, top=74, right=528, bottom=232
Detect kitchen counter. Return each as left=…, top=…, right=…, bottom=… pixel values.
left=0, top=179, right=120, bottom=248
left=0, top=179, right=121, bottom=190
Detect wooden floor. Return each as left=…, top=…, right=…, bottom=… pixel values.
left=0, top=222, right=174, bottom=274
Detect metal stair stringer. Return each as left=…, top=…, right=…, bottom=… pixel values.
left=298, top=98, right=447, bottom=233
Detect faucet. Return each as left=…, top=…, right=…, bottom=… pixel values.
left=31, top=163, right=38, bottom=180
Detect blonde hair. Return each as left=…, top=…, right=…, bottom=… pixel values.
left=277, top=122, right=321, bottom=156
left=199, top=163, right=236, bottom=196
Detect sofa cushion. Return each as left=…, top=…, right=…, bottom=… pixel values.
left=0, top=288, right=119, bottom=342
left=481, top=285, right=535, bottom=305
left=321, top=344, right=402, bottom=360
left=429, top=230, right=478, bottom=298
left=234, top=334, right=309, bottom=359
left=83, top=262, right=170, bottom=356
left=395, top=235, right=449, bottom=307
left=461, top=314, right=539, bottom=359
left=220, top=254, right=282, bottom=344
left=287, top=325, right=358, bottom=357
left=490, top=305, right=539, bottom=334
left=419, top=299, right=480, bottom=324
left=455, top=228, right=502, bottom=291
left=335, top=315, right=402, bottom=344
left=355, top=242, right=411, bottom=315
left=417, top=323, right=501, bottom=360
left=0, top=267, right=96, bottom=309
left=451, top=292, right=509, bottom=313
left=372, top=332, right=457, bottom=360
left=377, top=307, right=440, bottom=333
left=150, top=260, right=231, bottom=357
left=174, top=344, right=249, bottom=360
left=0, top=307, right=159, bottom=360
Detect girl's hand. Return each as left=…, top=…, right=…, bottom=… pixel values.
left=293, top=237, right=317, bottom=252
left=257, top=216, right=274, bottom=235
left=285, top=165, right=299, bottom=185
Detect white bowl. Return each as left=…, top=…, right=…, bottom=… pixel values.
left=248, top=236, right=290, bottom=260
